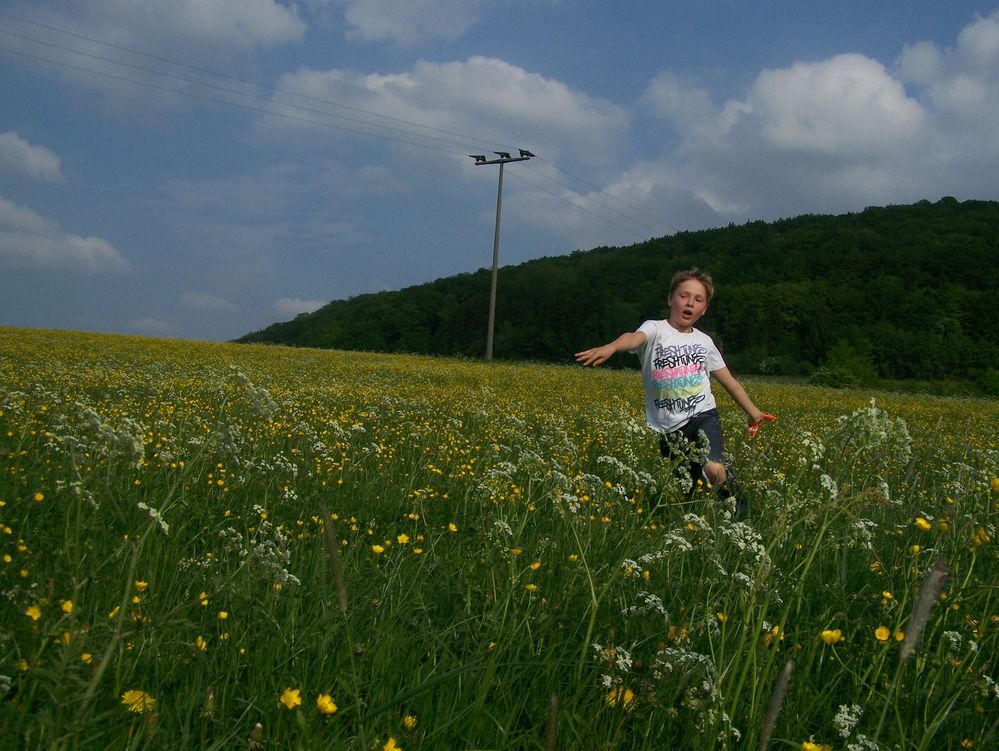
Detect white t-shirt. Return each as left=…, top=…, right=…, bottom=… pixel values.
left=632, top=320, right=726, bottom=433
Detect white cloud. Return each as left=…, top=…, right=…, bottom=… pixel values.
left=897, top=10, right=999, bottom=123
left=0, top=196, right=131, bottom=272
left=128, top=318, right=175, bottom=335
left=271, top=57, right=630, bottom=162
left=63, top=0, right=305, bottom=51
left=274, top=297, right=326, bottom=316
left=742, top=53, right=926, bottom=156
left=179, top=292, right=239, bottom=312
left=6, top=0, right=306, bottom=114
left=0, top=132, right=64, bottom=183
left=342, top=0, right=484, bottom=45
left=641, top=72, right=717, bottom=133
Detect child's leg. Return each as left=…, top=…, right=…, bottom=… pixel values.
left=660, top=432, right=700, bottom=499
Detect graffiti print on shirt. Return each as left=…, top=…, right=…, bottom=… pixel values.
left=652, top=343, right=708, bottom=414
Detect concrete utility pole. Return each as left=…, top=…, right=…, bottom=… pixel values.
left=469, top=150, right=535, bottom=360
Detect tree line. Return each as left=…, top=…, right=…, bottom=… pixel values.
left=238, top=197, right=999, bottom=394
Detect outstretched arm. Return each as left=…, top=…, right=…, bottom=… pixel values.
left=575, top=331, right=647, bottom=367
left=711, top=367, right=776, bottom=435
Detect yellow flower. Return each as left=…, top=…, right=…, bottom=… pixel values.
left=81, top=652, right=94, bottom=664
left=819, top=629, right=844, bottom=645
left=894, top=629, right=905, bottom=642
left=279, top=687, right=302, bottom=710
left=530, top=561, right=541, bottom=570
left=448, top=523, right=458, bottom=533
left=717, top=612, right=727, bottom=622
left=396, top=533, right=409, bottom=545
left=198, top=591, right=209, bottom=606
left=372, top=544, right=385, bottom=554
left=218, top=611, right=228, bottom=620
left=510, top=547, right=523, bottom=557
left=875, top=626, right=890, bottom=642
left=909, top=544, right=921, bottom=554
left=915, top=517, right=932, bottom=531
left=402, top=714, right=417, bottom=731
left=24, top=604, right=41, bottom=621
left=605, top=686, right=635, bottom=707
left=383, top=738, right=401, bottom=751
left=121, top=690, right=156, bottom=714
left=990, top=477, right=999, bottom=493
left=316, top=693, right=337, bottom=715
left=134, top=580, right=148, bottom=592
left=524, top=583, right=538, bottom=591
left=33, top=492, right=44, bottom=502
left=195, top=635, right=208, bottom=651
left=801, top=742, right=832, bottom=751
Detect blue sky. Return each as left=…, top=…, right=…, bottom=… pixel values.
left=2, top=1, right=999, bottom=341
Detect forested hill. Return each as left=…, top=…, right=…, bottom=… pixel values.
left=238, top=197, right=999, bottom=387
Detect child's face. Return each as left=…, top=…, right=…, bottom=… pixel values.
left=667, top=279, right=710, bottom=331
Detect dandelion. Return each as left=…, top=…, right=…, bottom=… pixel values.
left=121, top=690, right=156, bottom=714
left=24, top=605, right=41, bottom=621
left=875, top=626, right=890, bottom=643
left=316, top=693, right=337, bottom=715
left=819, top=629, right=844, bottom=646
left=279, top=687, right=302, bottom=710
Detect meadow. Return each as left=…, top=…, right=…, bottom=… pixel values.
left=1, top=326, right=997, bottom=750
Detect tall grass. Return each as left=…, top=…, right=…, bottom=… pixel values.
left=1, top=327, right=996, bottom=749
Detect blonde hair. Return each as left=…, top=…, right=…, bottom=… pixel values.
left=669, top=268, right=714, bottom=301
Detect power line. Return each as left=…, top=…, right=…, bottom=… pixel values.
left=532, top=156, right=681, bottom=235
left=0, top=28, right=483, bottom=154
left=0, top=9, right=509, bottom=151
left=1, top=11, right=679, bottom=241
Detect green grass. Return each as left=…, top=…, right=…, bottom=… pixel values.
left=1, top=327, right=997, bottom=750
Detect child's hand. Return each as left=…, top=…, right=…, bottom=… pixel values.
left=748, top=412, right=776, bottom=438
left=575, top=345, right=614, bottom=367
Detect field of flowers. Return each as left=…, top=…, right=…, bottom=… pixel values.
left=1, top=326, right=997, bottom=750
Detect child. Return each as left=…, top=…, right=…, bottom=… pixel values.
left=575, top=268, right=774, bottom=515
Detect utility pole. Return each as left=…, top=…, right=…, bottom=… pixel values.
left=468, top=150, right=535, bottom=360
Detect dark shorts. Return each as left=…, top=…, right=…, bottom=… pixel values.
left=659, top=408, right=725, bottom=465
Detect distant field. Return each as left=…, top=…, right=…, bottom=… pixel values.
left=1, top=327, right=996, bottom=750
